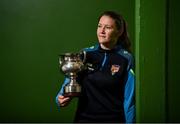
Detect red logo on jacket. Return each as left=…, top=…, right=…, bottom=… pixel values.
left=111, top=65, right=120, bottom=75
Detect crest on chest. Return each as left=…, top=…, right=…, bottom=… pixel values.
left=111, top=64, right=120, bottom=75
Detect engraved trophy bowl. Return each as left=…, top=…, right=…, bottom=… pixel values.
left=59, top=52, right=85, bottom=97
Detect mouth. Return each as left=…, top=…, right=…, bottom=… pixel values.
left=99, top=35, right=106, bottom=38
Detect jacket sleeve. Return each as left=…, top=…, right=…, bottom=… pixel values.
left=55, top=78, right=70, bottom=110
left=124, top=68, right=135, bottom=123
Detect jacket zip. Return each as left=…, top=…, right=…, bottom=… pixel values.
left=100, top=52, right=107, bottom=70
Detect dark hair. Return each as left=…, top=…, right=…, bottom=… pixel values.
left=98, top=11, right=131, bottom=53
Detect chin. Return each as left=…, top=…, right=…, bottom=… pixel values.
left=99, top=41, right=109, bottom=44
left=98, top=39, right=107, bottom=43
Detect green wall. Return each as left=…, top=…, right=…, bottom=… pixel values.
left=167, top=0, right=180, bottom=122
left=135, top=0, right=180, bottom=122
left=0, top=0, right=135, bottom=122
left=1, top=0, right=180, bottom=123
left=135, top=0, right=166, bottom=122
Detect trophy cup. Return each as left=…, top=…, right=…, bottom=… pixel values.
left=59, top=52, right=86, bottom=97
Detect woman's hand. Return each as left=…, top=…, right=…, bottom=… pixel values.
left=57, top=95, right=71, bottom=107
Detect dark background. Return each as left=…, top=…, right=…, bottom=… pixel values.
left=0, top=0, right=134, bottom=122
left=0, top=0, right=180, bottom=123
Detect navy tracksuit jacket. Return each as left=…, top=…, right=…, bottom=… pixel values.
left=56, top=43, right=135, bottom=123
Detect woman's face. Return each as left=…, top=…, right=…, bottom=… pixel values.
left=97, top=15, right=120, bottom=47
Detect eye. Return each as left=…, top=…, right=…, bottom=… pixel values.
left=98, top=24, right=102, bottom=28
left=105, top=26, right=112, bottom=29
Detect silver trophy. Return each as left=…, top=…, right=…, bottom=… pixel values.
left=59, top=51, right=86, bottom=97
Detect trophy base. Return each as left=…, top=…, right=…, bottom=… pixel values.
left=64, top=92, right=81, bottom=97
left=64, top=84, right=81, bottom=97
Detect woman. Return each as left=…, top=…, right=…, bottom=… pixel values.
left=56, top=11, right=135, bottom=123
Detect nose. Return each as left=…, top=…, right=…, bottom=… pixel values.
left=100, top=27, right=105, bottom=34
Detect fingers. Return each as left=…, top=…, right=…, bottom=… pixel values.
left=58, top=95, right=71, bottom=107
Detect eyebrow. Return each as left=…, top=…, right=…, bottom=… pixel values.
left=98, top=23, right=114, bottom=28
left=98, top=23, right=111, bottom=26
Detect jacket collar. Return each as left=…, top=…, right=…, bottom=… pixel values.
left=97, top=43, right=123, bottom=53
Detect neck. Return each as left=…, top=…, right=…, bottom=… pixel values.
left=100, top=44, right=111, bottom=50
left=100, top=42, right=116, bottom=50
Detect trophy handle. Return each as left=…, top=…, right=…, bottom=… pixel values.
left=59, top=54, right=65, bottom=66
left=79, top=50, right=86, bottom=63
